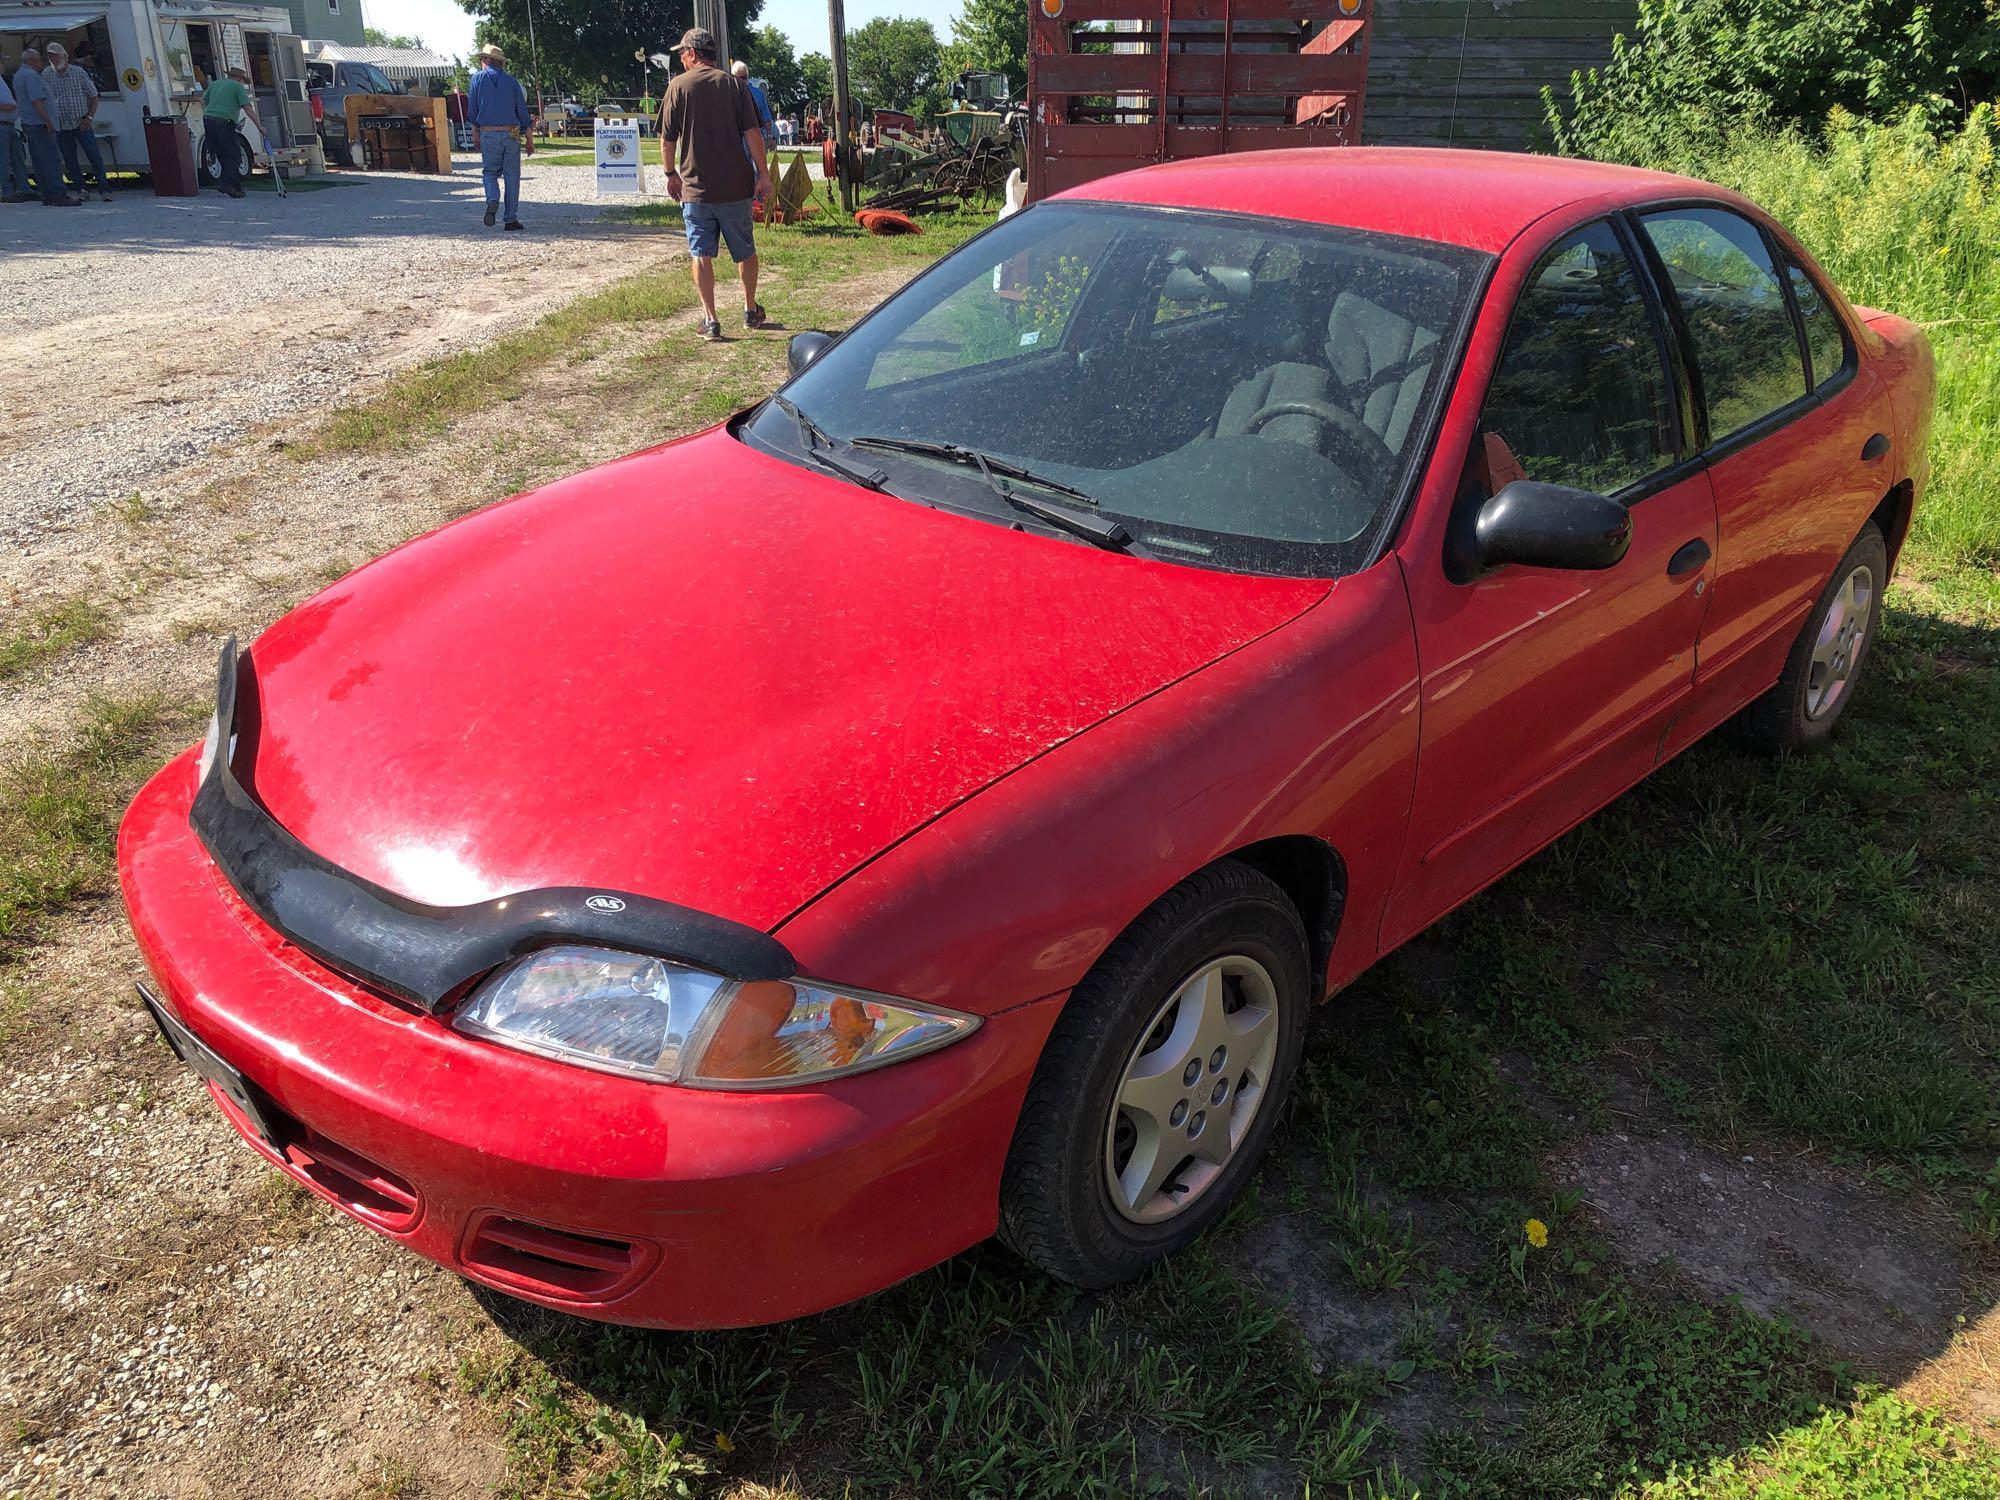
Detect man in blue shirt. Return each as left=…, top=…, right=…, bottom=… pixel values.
left=467, top=42, right=534, bottom=230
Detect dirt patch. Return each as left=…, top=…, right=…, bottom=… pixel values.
left=1556, top=1122, right=1967, bottom=1374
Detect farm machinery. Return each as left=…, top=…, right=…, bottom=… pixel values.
left=822, top=69, right=1027, bottom=215
left=823, top=0, right=1371, bottom=218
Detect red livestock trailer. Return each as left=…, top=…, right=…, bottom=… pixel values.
left=1026, top=0, right=1370, bottom=201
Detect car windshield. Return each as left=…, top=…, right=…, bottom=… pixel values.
left=743, top=202, right=1486, bottom=575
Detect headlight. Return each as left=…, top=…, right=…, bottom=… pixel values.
left=452, top=944, right=978, bottom=1088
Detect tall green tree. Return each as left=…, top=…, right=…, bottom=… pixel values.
left=946, top=0, right=1026, bottom=98
left=743, top=23, right=805, bottom=113
left=363, top=26, right=426, bottom=49
left=799, top=51, right=833, bottom=113
left=844, top=15, right=944, bottom=116
left=461, top=0, right=766, bottom=103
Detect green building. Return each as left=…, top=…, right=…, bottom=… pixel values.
left=1366, top=0, right=1636, bottom=148
left=278, top=0, right=365, bottom=47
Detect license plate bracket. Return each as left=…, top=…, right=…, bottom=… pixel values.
left=137, top=984, right=285, bottom=1148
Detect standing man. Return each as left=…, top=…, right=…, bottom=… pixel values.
left=662, top=28, right=772, bottom=341
left=13, top=48, right=74, bottom=206
left=200, top=66, right=262, bottom=198
left=45, top=43, right=110, bottom=203
left=729, top=60, right=775, bottom=144
left=467, top=42, right=533, bottom=231
left=0, top=64, right=24, bottom=203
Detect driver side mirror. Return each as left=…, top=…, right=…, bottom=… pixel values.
left=1471, top=480, right=1631, bottom=574
left=788, top=330, right=832, bottom=376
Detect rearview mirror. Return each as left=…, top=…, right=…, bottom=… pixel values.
left=1473, top=480, right=1631, bottom=573
left=788, top=331, right=832, bottom=376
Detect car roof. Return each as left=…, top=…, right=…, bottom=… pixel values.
left=1058, top=147, right=1734, bottom=255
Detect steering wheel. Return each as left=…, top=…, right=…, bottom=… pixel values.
left=1245, top=399, right=1396, bottom=481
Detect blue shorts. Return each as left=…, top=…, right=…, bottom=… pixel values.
left=683, top=197, right=755, bottom=261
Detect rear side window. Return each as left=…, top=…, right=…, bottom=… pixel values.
left=1476, top=221, right=1677, bottom=497
left=1639, top=208, right=1808, bottom=442
left=1784, top=257, right=1849, bottom=390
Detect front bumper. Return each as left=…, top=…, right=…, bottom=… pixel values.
left=118, top=750, right=1063, bottom=1329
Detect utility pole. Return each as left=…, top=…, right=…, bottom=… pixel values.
left=524, top=0, right=543, bottom=122
left=694, top=0, right=731, bottom=69
left=827, top=0, right=854, bottom=212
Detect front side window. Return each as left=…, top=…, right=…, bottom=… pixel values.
left=1639, top=208, right=1808, bottom=443
left=1476, top=221, right=1676, bottom=497
left=1784, top=256, right=1850, bottom=391
left=749, top=202, right=1484, bottom=576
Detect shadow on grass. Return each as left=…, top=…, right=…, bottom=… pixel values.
left=463, top=595, right=2000, bottom=1497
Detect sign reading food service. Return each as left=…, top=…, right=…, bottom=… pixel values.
left=594, top=117, right=642, bottom=197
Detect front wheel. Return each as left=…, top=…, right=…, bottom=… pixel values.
left=998, top=860, right=1311, bottom=1288
left=1737, top=521, right=1888, bottom=752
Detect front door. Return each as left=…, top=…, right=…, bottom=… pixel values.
left=1383, top=218, right=1718, bottom=949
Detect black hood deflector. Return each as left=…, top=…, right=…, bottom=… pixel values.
left=189, top=637, right=796, bottom=1012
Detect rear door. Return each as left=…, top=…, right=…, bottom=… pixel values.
left=1382, top=218, right=1718, bottom=948
left=1632, top=206, right=1891, bottom=754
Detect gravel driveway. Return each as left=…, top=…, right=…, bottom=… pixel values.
left=0, top=159, right=679, bottom=548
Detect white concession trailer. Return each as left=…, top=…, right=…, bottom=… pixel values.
left=0, top=0, right=315, bottom=179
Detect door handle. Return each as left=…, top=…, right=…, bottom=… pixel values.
left=1667, top=538, right=1711, bottom=579
left=1862, top=432, right=1891, bottom=462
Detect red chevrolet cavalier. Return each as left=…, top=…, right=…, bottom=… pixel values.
left=120, top=149, right=1934, bottom=1328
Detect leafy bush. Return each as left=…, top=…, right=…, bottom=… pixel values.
left=1544, top=0, right=2000, bottom=162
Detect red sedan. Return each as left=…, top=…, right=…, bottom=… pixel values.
left=119, top=149, right=1934, bottom=1328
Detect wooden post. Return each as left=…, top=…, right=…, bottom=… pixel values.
left=827, top=0, right=855, bottom=213
left=696, top=0, right=731, bottom=69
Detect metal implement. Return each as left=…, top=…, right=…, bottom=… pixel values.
left=1027, top=0, right=1372, bottom=202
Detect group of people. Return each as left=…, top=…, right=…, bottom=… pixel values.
left=0, top=44, right=111, bottom=207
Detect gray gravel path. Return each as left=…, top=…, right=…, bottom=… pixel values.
left=0, top=158, right=680, bottom=549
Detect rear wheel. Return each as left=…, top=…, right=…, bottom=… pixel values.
left=998, top=860, right=1311, bottom=1288
left=1737, top=521, right=1888, bottom=752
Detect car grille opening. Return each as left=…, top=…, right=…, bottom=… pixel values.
left=211, top=1087, right=421, bottom=1233
left=278, top=1126, right=421, bottom=1232
left=460, top=1213, right=657, bottom=1302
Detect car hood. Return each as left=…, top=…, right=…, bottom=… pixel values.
left=239, top=429, right=1329, bottom=932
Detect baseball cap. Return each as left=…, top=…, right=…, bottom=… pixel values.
left=675, top=27, right=717, bottom=56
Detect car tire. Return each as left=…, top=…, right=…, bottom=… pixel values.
left=998, top=859, right=1311, bottom=1289
left=1736, top=521, right=1888, bottom=753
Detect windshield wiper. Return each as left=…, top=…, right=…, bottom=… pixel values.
left=850, top=436, right=1130, bottom=551
left=805, top=447, right=891, bottom=491
left=769, top=394, right=892, bottom=491
left=848, top=436, right=1103, bottom=508
left=771, top=393, right=831, bottom=450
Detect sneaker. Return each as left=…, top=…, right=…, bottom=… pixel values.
left=484, top=204, right=497, bottom=226
left=225, top=187, right=245, bottom=199
left=504, top=220, right=524, bottom=232
left=1, top=192, right=35, bottom=203
left=699, top=318, right=724, bottom=342
left=100, top=192, right=112, bottom=202
left=744, top=302, right=768, bottom=329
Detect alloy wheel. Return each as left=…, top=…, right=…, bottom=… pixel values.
left=1805, top=563, right=1875, bottom=720
left=1103, top=955, right=1281, bottom=1224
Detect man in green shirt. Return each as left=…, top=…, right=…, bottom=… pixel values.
left=200, top=66, right=263, bottom=198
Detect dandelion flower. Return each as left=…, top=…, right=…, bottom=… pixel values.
left=1524, top=1218, right=1549, bottom=1249
left=715, top=1433, right=737, bottom=1454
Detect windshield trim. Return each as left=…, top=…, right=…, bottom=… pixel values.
left=747, top=199, right=1497, bottom=579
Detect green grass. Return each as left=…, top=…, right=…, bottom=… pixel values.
left=0, top=597, right=108, bottom=683
left=0, top=694, right=202, bottom=963
left=298, top=209, right=988, bottom=457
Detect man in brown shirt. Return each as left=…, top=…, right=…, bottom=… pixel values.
left=661, top=28, right=773, bottom=341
